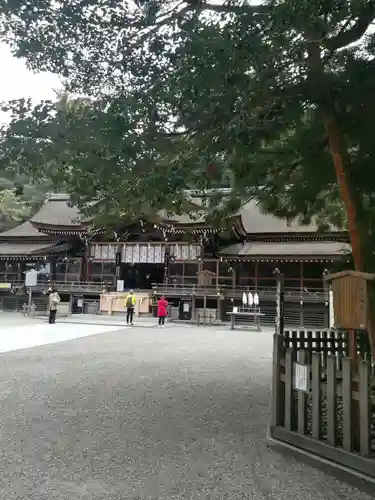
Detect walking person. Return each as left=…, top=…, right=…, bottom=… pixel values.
left=157, top=295, right=168, bottom=327
left=48, top=287, right=60, bottom=324
left=124, top=290, right=136, bottom=326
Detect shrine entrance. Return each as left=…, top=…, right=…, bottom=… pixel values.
left=121, top=263, right=165, bottom=290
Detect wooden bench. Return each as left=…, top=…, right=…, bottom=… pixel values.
left=226, top=311, right=265, bottom=331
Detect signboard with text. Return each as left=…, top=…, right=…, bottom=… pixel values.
left=25, top=269, right=38, bottom=288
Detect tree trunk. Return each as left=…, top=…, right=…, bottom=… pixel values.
left=306, top=36, right=375, bottom=361
left=323, top=111, right=375, bottom=360
left=323, top=112, right=365, bottom=271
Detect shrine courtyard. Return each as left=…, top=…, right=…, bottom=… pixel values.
left=0, top=319, right=372, bottom=499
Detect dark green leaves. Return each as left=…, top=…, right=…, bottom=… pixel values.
left=0, top=0, right=375, bottom=236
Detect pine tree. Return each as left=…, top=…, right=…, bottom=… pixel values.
left=1, top=1, right=375, bottom=282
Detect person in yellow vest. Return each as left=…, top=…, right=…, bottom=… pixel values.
left=125, top=290, right=136, bottom=326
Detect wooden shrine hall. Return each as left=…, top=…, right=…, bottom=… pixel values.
left=0, top=194, right=350, bottom=290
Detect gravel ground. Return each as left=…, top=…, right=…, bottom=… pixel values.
left=0, top=325, right=372, bottom=500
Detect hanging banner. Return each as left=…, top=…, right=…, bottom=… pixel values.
left=154, top=245, right=163, bottom=263
left=101, top=245, right=109, bottom=260
left=108, top=244, right=116, bottom=260
left=124, top=245, right=133, bottom=263
left=96, top=242, right=202, bottom=264
left=132, top=245, right=140, bottom=263
left=147, top=245, right=155, bottom=263
left=275, top=272, right=285, bottom=337
left=94, top=245, right=101, bottom=260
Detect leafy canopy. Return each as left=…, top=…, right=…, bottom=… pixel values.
left=0, top=0, right=375, bottom=230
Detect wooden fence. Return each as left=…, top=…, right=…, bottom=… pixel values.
left=270, top=332, right=375, bottom=479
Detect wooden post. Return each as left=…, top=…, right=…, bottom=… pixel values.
left=322, top=330, right=328, bottom=369
left=359, top=360, right=371, bottom=456
left=192, top=294, right=196, bottom=321
left=348, top=328, right=357, bottom=369
left=342, top=357, right=353, bottom=452
left=271, top=334, right=284, bottom=427
left=311, top=352, right=322, bottom=440
left=284, top=348, right=293, bottom=431
left=254, top=261, right=258, bottom=290
left=306, top=330, right=313, bottom=363
left=297, top=350, right=307, bottom=435
left=203, top=295, right=207, bottom=326
left=326, top=355, right=337, bottom=446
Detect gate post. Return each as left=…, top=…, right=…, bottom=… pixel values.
left=271, top=334, right=284, bottom=427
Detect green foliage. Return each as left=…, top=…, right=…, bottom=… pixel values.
left=0, top=188, right=31, bottom=230
left=0, top=159, right=57, bottom=230
left=0, top=0, right=375, bottom=235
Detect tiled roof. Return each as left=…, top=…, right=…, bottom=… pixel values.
left=219, top=241, right=351, bottom=258
left=236, top=201, right=336, bottom=234
left=0, top=220, right=48, bottom=239
left=157, top=197, right=343, bottom=235
left=157, top=198, right=207, bottom=225
left=0, top=242, right=60, bottom=256
left=31, top=193, right=82, bottom=227
left=0, top=194, right=83, bottom=240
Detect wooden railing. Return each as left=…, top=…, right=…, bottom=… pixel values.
left=270, top=332, right=375, bottom=479
left=152, top=283, right=328, bottom=302
left=8, top=281, right=105, bottom=293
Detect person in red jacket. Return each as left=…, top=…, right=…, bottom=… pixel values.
left=157, top=295, right=168, bottom=327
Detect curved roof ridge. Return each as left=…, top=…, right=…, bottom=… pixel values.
left=0, top=193, right=82, bottom=239
left=44, top=192, right=70, bottom=202
left=0, top=219, right=49, bottom=239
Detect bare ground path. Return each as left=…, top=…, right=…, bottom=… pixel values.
left=0, top=324, right=372, bottom=499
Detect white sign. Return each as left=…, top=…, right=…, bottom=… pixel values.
left=25, top=269, right=38, bottom=287
left=116, top=280, right=124, bottom=292
left=77, top=299, right=83, bottom=308
left=294, top=363, right=309, bottom=392
left=329, top=288, right=335, bottom=329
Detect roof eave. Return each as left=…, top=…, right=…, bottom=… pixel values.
left=242, top=231, right=349, bottom=240
left=30, top=221, right=87, bottom=234
left=219, top=254, right=350, bottom=261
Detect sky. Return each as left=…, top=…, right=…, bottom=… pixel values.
left=0, top=44, right=61, bottom=102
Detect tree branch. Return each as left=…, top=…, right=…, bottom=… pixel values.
left=130, top=0, right=266, bottom=47
left=196, top=1, right=268, bottom=15
left=324, top=1, right=375, bottom=51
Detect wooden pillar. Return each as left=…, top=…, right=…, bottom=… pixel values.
left=232, top=264, right=236, bottom=289
left=216, top=259, right=219, bottom=288
left=17, top=261, right=22, bottom=282
left=192, top=294, right=196, bottom=321
left=50, top=257, right=57, bottom=282
left=254, top=261, right=259, bottom=290
left=300, top=261, right=304, bottom=327
left=203, top=294, right=207, bottom=325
